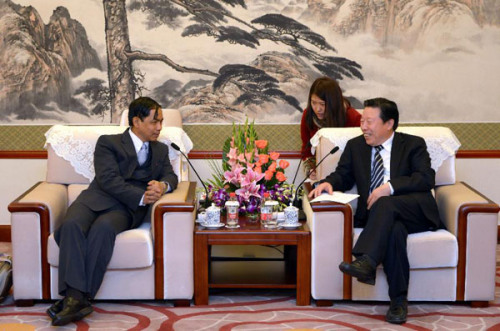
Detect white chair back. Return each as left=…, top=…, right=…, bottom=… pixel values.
left=313, top=127, right=460, bottom=186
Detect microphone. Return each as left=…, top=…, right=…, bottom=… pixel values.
left=170, top=142, right=210, bottom=209
left=292, top=141, right=311, bottom=185
left=292, top=146, right=339, bottom=208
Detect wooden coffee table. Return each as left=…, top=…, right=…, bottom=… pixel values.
left=194, top=216, right=311, bottom=306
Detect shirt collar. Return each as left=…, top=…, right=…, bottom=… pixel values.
left=128, top=129, right=148, bottom=154
left=379, top=132, right=395, bottom=152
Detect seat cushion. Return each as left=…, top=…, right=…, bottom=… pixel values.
left=68, top=184, right=89, bottom=206
left=48, top=222, right=153, bottom=269
left=353, top=228, right=458, bottom=269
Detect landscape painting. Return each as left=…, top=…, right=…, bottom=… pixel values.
left=1, top=0, right=499, bottom=124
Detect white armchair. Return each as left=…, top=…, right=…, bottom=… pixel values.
left=304, top=127, right=499, bottom=306
left=9, top=109, right=196, bottom=306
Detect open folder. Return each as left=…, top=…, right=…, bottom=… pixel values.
left=310, top=191, right=359, bottom=204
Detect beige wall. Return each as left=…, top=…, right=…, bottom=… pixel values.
left=1, top=158, right=498, bottom=226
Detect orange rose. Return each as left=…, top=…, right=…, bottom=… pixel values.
left=254, top=166, right=262, bottom=174
left=258, top=154, right=269, bottom=164
left=270, top=152, right=280, bottom=161
left=279, top=160, right=290, bottom=169
left=255, top=140, right=268, bottom=149
left=276, top=171, right=286, bottom=182
left=264, top=170, right=273, bottom=181
left=268, top=161, right=277, bottom=172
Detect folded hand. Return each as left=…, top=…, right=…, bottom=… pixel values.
left=144, top=180, right=165, bottom=204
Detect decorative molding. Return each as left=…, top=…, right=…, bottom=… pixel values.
left=2, top=150, right=500, bottom=159
left=0, top=225, right=10, bottom=242
left=456, top=150, right=500, bottom=158
left=0, top=151, right=48, bottom=159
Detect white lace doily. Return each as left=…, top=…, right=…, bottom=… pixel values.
left=45, top=125, right=193, bottom=181
left=310, top=127, right=461, bottom=171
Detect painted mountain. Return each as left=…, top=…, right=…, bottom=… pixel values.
left=299, top=0, right=500, bottom=49
left=0, top=0, right=101, bottom=122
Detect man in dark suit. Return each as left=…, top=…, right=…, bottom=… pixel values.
left=47, top=97, right=178, bottom=326
left=309, top=98, right=441, bottom=324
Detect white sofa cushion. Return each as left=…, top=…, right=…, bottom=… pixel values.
left=353, top=228, right=458, bottom=269
left=48, top=222, right=153, bottom=269
left=68, top=184, right=88, bottom=206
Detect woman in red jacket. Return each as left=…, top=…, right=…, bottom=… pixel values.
left=300, top=77, right=361, bottom=179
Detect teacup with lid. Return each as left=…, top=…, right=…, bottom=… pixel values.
left=206, top=203, right=221, bottom=225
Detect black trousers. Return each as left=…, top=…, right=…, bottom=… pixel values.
left=54, top=201, right=133, bottom=298
left=352, top=194, right=436, bottom=299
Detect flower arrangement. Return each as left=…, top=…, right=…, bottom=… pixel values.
left=205, top=119, right=293, bottom=215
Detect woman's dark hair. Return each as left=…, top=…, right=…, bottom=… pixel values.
left=128, top=97, right=162, bottom=126
left=363, top=97, right=399, bottom=130
left=305, top=77, right=346, bottom=130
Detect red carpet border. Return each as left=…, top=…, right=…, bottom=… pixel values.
left=1, top=274, right=500, bottom=330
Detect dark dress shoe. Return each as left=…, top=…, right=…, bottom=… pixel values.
left=51, top=296, right=93, bottom=326
left=385, top=296, right=408, bottom=324
left=339, top=255, right=376, bottom=285
left=46, top=299, right=64, bottom=319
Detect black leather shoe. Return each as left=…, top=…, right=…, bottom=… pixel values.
left=339, top=255, right=376, bottom=285
left=385, top=296, right=408, bottom=324
left=46, top=299, right=64, bottom=319
left=51, top=296, right=93, bottom=326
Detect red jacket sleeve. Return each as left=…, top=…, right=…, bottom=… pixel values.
left=345, top=107, right=361, bottom=127
left=300, top=109, right=316, bottom=160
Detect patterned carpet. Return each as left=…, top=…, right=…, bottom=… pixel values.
left=1, top=245, right=500, bottom=330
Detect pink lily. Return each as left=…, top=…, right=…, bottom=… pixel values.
left=223, top=164, right=244, bottom=186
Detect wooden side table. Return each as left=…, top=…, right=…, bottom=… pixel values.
left=194, top=216, right=311, bottom=305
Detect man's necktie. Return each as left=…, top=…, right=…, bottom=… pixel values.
left=369, top=145, right=384, bottom=193
left=137, top=143, right=148, bottom=166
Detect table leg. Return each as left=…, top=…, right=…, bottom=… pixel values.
left=194, top=234, right=209, bottom=305
left=296, top=234, right=311, bottom=306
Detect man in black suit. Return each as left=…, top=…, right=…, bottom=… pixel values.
left=309, top=98, right=441, bottom=324
left=47, top=97, right=178, bottom=326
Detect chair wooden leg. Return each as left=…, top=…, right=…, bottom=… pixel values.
left=470, top=301, right=489, bottom=308
left=15, top=299, right=35, bottom=307
left=315, top=300, right=334, bottom=307
left=173, top=299, right=191, bottom=307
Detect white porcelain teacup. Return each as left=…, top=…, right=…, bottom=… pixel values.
left=284, top=204, right=299, bottom=225
left=206, top=203, right=221, bottom=225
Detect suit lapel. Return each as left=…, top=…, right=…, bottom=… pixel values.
left=121, top=128, right=139, bottom=177
left=359, top=140, right=372, bottom=197
left=149, top=141, right=162, bottom=177
left=390, top=132, right=403, bottom=179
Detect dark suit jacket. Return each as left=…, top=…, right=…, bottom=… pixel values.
left=321, top=132, right=441, bottom=228
left=77, top=128, right=178, bottom=228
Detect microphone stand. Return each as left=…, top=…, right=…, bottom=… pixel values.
left=292, top=142, right=311, bottom=186
left=170, top=143, right=210, bottom=209
left=292, top=146, right=340, bottom=211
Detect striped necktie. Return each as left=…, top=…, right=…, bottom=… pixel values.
left=137, top=143, right=148, bottom=166
left=369, top=145, right=384, bottom=193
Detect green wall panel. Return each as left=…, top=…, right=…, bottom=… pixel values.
left=0, top=123, right=498, bottom=151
